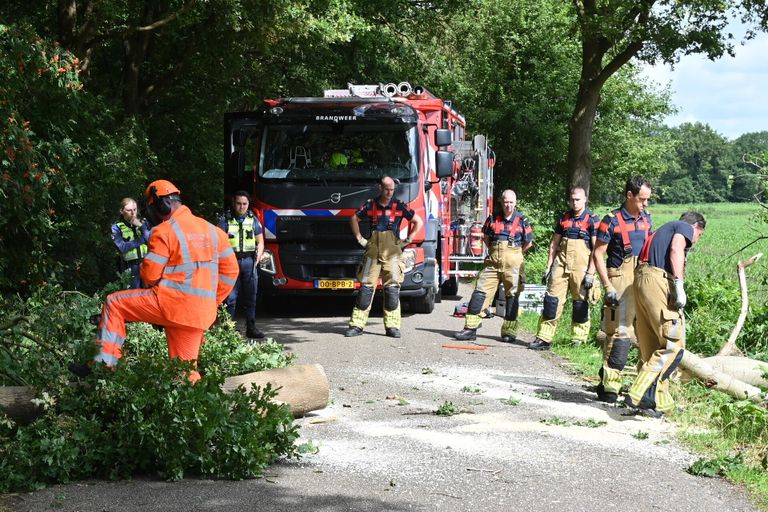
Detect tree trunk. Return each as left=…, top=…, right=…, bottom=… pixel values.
left=0, top=386, right=41, bottom=424
left=122, top=1, right=159, bottom=115
left=223, top=364, right=330, bottom=418
left=678, top=351, right=763, bottom=402
left=2, top=364, right=329, bottom=423
left=566, top=33, right=606, bottom=198
left=567, top=89, right=600, bottom=197
left=681, top=356, right=768, bottom=389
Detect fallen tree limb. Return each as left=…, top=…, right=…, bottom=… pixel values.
left=718, top=252, right=762, bottom=357
left=679, top=351, right=763, bottom=402
left=681, top=355, right=768, bottom=389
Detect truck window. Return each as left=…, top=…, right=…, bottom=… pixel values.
left=256, top=123, right=419, bottom=183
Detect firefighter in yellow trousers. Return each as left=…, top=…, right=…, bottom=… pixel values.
left=454, top=189, right=533, bottom=342
left=345, top=176, right=423, bottom=338
left=529, top=187, right=599, bottom=351
left=624, top=212, right=705, bottom=416
left=592, top=176, right=653, bottom=403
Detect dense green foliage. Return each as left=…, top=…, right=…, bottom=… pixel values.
left=657, top=124, right=768, bottom=203
left=0, top=280, right=299, bottom=491
left=0, top=0, right=678, bottom=293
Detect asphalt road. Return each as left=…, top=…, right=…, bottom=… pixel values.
left=1, top=282, right=756, bottom=512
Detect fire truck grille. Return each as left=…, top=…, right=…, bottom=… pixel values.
left=278, top=244, right=363, bottom=281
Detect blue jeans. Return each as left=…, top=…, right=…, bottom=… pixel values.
left=226, top=256, right=258, bottom=321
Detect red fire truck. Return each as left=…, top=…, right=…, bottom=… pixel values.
left=223, top=82, right=494, bottom=313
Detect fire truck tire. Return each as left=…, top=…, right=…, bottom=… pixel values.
left=441, top=277, right=458, bottom=296
left=409, top=287, right=435, bottom=314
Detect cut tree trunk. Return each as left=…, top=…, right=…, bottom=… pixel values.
left=679, top=351, right=762, bottom=402
left=681, top=355, right=768, bottom=389
left=0, top=386, right=41, bottom=424
left=1, top=364, right=330, bottom=423
left=223, top=363, right=329, bottom=418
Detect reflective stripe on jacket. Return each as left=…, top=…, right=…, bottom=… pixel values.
left=140, top=205, right=239, bottom=329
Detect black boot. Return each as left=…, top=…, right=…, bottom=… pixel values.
left=68, top=362, right=92, bottom=378
left=527, top=337, right=551, bottom=351
left=454, top=328, right=477, bottom=341
left=246, top=319, right=264, bottom=339
left=385, top=327, right=401, bottom=338
left=345, top=326, right=363, bottom=337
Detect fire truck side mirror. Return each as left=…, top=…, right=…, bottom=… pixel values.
left=435, top=129, right=452, bottom=147
left=435, top=150, right=454, bottom=178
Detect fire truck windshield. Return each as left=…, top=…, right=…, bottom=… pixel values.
left=257, top=123, right=418, bottom=183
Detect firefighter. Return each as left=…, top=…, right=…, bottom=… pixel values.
left=345, top=176, right=424, bottom=338
left=454, top=189, right=533, bottom=342
left=88, top=180, right=238, bottom=382
left=218, top=191, right=265, bottom=339
left=529, top=187, right=599, bottom=350
left=625, top=212, right=705, bottom=416
left=111, top=197, right=151, bottom=289
left=592, top=176, right=653, bottom=403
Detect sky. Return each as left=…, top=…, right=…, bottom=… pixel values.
left=641, top=31, right=768, bottom=140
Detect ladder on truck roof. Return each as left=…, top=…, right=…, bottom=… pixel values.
left=448, top=134, right=494, bottom=279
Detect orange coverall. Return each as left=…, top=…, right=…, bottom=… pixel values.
left=94, top=205, right=239, bottom=381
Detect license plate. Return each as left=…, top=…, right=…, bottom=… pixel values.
left=315, top=279, right=355, bottom=290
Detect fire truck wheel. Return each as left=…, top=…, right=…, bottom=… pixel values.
left=409, top=287, right=435, bottom=314
left=441, top=276, right=458, bottom=297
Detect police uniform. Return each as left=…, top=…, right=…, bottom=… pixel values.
left=111, top=220, right=150, bottom=289
left=596, top=207, right=652, bottom=399
left=627, top=221, right=695, bottom=414
left=348, top=197, right=415, bottom=333
left=456, top=211, right=533, bottom=341
left=218, top=210, right=263, bottom=325
left=536, top=208, right=599, bottom=344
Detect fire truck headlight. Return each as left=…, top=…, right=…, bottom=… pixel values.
left=258, top=250, right=277, bottom=275
left=402, top=248, right=416, bottom=274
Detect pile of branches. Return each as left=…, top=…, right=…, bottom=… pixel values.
left=0, top=280, right=300, bottom=492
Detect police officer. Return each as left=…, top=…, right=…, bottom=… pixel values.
left=592, top=176, right=653, bottom=403
left=530, top=187, right=599, bottom=350
left=624, top=212, right=705, bottom=416
left=111, top=197, right=151, bottom=289
left=454, top=189, right=533, bottom=342
left=345, top=176, right=424, bottom=338
left=218, top=191, right=265, bottom=339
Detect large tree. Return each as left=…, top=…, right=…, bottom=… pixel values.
left=568, top=0, right=767, bottom=195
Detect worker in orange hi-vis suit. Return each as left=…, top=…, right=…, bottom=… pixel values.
left=91, top=179, right=239, bottom=382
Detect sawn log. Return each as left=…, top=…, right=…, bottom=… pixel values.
left=222, top=363, right=329, bottom=418
left=1, top=363, right=329, bottom=423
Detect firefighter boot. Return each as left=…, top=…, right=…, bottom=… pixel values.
left=386, top=327, right=401, bottom=338
left=246, top=319, right=265, bottom=339
left=528, top=337, right=551, bottom=351
left=500, top=320, right=517, bottom=343
left=454, top=328, right=477, bottom=341
left=345, top=326, right=363, bottom=337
